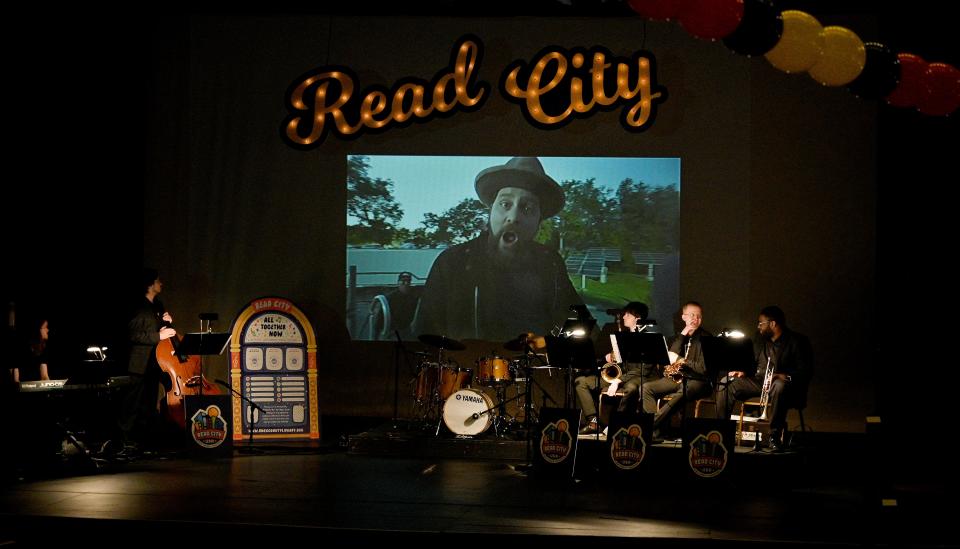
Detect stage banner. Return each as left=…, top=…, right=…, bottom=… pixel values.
left=606, top=409, right=653, bottom=475
left=534, top=407, right=581, bottom=478
left=682, top=418, right=735, bottom=480
left=184, top=394, right=232, bottom=456
left=229, top=297, right=320, bottom=441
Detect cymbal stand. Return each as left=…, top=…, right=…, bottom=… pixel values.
left=515, top=352, right=559, bottom=466
left=491, top=382, right=517, bottom=437
left=433, top=347, right=446, bottom=436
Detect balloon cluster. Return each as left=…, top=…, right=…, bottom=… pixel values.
left=627, top=0, right=959, bottom=116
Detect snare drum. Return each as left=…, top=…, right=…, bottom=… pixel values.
left=443, top=388, right=495, bottom=436
left=476, top=355, right=512, bottom=385
left=414, top=363, right=472, bottom=401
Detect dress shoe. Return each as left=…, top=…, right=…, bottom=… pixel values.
left=767, top=430, right=785, bottom=452
left=115, top=444, right=142, bottom=461
left=579, top=418, right=599, bottom=435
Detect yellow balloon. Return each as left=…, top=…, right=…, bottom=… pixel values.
left=808, top=26, right=866, bottom=86
left=765, top=10, right=824, bottom=73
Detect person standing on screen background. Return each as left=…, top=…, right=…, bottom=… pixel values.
left=379, top=271, right=421, bottom=340
left=415, top=157, right=582, bottom=342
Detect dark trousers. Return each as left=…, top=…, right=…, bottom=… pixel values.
left=119, top=364, right=162, bottom=447
left=641, top=376, right=712, bottom=430
left=574, top=373, right=608, bottom=420
left=716, top=376, right=797, bottom=432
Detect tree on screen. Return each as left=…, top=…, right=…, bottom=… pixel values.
left=409, top=198, right=486, bottom=247
left=347, top=156, right=404, bottom=245
left=618, top=179, right=678, bottom=253
left=535, top=178, right=616, bottom=252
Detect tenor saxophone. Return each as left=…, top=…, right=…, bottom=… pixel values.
left=603, top=332, right=623, bottom=383
left=601, top=362, right=622, bottom=384
left=664, top=337, right=692, bottom=383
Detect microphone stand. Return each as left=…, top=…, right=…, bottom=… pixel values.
left=216, top=379, right=264, bottom=454
left=518, top=342, right=558, bottom=467
left=393, top=330, right=403, bottom=430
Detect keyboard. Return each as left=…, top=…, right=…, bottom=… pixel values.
left=17, top=376, right=133, bottom=393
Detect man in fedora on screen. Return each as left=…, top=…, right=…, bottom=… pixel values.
left=416, top=157, right=582, bottom=342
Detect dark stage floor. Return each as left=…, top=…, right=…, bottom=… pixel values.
left=0, top=418, right=954, bottom=548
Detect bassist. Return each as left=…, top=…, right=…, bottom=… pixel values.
left=119, top=268, right=177, bottom=456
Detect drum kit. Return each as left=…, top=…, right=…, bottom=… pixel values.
left=413, top=333, right=555, bottom=437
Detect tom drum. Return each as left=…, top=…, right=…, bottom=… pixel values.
left=476, top=355, right=512, bottom=385
left=415, top=363, right=472, bottom=401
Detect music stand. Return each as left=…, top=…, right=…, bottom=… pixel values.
left=613, top=332, right=670, bottom=366
left=609, top=332, right=670, bottom=426
left=700, top=336, right=755, bottom=418
left=545, top=333, right=596, bottom=408
left=176, top=332, right=231, bottom=396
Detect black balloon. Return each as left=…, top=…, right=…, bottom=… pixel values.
left=846, top=42, right=901, bottom=100
left=722, top=0, right=783, bottom=57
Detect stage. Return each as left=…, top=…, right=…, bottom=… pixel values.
left=1, top=418, right=953, bottom=548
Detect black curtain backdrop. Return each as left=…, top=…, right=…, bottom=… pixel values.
left=8, top=7, right=956, bottom=462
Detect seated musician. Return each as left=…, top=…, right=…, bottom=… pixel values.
left=715, top=305, right=813, bottom=451
left=641, top=301, right=713, bottom=440
left=574, top=301, right=659, bottom=435
left=5, top=313, right=52, bottom=385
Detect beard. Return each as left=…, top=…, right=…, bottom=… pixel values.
left=486, top=225, right=531, bottom=262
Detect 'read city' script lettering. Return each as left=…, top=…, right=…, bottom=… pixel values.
left=501, top=46, right=666, bottom=131
left=280, top=35, right=667, bottom=149
left=282, top=35, right=488, bottom=149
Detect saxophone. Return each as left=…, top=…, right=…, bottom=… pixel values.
left=758, top=356, right=774, bottom=420
left=663, top=337, right=692, bottom=383
left=602, top=332, right=623, bottom=383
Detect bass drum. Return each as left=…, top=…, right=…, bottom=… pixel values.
left=443, top=388, right=495, bottom=436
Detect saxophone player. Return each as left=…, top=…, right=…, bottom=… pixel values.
left=574, top=302, right=659, bottom=435
left=715, top=306, right=813, bottom=452
left=641, top=301, right=714, bottom=441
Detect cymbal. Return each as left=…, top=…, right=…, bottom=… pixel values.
left=417, top=334, right=466, bottom=351
left=504, top=333, right=547, bottom=352
left=503, top=336, right=527, bottom=352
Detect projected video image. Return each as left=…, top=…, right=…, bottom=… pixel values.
left=346, top=155, right=680, bottom=343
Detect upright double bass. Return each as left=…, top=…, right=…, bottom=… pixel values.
left=155, top=319, right=222, bottom=428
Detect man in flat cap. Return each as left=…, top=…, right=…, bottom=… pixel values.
left=415, top=157, right=582, bottom=342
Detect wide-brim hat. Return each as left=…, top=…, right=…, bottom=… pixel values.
left=474, top=157, right=565, bottom=218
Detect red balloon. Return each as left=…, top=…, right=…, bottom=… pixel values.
left=628, top=0, right=683, bottom=21
left=885, top=53, right=927, bottom=108
left=917, top=63, right=960, bottom=116
left=680, top=0, right=745, bottom=41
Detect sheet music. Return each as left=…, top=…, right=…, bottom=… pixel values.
left=610, top=333, right=622, bottom=363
